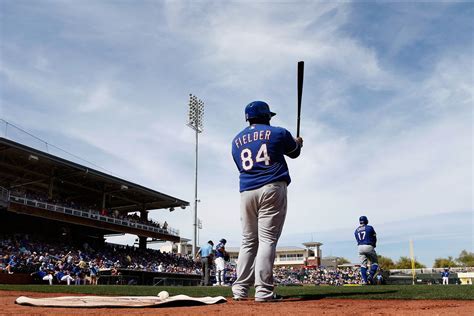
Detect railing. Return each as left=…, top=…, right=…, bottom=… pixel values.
left=8, top=195, right=180, bottom=236
left=390, top=267, right=474, bottom=275
left=98, top=275, right=138, bottom=286
left=153, top=276, right=200, bottom=286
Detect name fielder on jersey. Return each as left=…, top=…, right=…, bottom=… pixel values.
left=234, top=130, right=272, bottom=148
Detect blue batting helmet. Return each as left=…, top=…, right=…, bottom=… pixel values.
left=220, top=238, right=227, bottom=244
left=245, top=101, right=276, bottom=121
left=359, top=216, right=368, bottom=225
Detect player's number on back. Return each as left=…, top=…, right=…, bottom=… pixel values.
left=241, top=144, right=270, bottom=171
left=358, top=231, right=366, bottom=240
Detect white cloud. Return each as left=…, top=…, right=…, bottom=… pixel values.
left=161, top=1, right=394, bottom=94
left=78, top=83, right=114, bottom=113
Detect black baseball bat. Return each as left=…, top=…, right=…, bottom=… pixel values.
left=297, top=61, right=304, bottom=137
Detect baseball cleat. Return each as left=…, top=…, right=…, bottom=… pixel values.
left=232, top=296, right=246, bottom=301
left=255, top=294, right=283, bottom=303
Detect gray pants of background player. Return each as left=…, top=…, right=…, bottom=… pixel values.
left=200, top=257, right=211, bottom=286
left=232, top=181, right=287, bottom=300
left=358, top=245, right=378, bottom=267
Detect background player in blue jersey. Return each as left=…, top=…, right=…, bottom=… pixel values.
left=214, top=238, right=227, bottom=286
left=441, top=268, right=450, bottom=285
left=231, top=101, right=303, bottom=302
left=355, top=215, right=379, bottom=285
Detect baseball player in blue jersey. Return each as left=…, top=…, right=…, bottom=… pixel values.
left=441, top=268, right=450, bottom=285
left=355, top=216, right=379, bottom=285
left=231, top=101, right=303, bottom=302
left=214, top=238, right=227, bottom=286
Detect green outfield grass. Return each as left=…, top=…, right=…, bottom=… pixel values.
left=0, top=284, right=473, bottom=300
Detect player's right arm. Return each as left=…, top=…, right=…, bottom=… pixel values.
left=282, top=129, right=302, bottom=158
left=370, top=226, right=377, bottom=247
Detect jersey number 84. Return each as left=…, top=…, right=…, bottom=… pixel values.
left=240, top=144, right=270, bottom=170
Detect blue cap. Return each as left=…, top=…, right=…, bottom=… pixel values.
left=359, top=216, right=368, bottom=224
left=245, top=101, right=276, bottom=121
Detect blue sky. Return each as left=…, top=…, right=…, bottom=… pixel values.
left=0, top=1, right=472, bottom=266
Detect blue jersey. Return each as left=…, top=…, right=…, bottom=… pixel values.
left=355, top=224, right=377, bottom=247
left=215, top=242, right=226, bottom=258
left=232, top=124, right=300, bottom=192
left=90, top=266, right=98, bottom=275
left=38, top=270, right=47, bottom=278
left=56, top=271, right=65, bottom=280
left=441, top=271, right=449, bottom=277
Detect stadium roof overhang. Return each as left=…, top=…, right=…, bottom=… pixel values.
left=0, top=137, right=189, bottom=212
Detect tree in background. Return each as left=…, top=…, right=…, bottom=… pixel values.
left=433, top=256, right=457, bottom=268
left=395, top=256, right=426, bottom=269
left=456, top=250, right=474, bottom=267
left=377, top=255, right=395, bottom=270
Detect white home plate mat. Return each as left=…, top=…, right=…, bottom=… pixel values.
left=16, top=294, right=227, bottom=308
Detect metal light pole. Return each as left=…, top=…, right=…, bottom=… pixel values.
left=197, top=218, right=202, bottom=246
left=187, top=94, right=204, bottom=256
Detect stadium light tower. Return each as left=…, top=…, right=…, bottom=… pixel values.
left=187, top=94, right=204, bottom=256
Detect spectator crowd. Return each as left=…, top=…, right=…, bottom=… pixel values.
left=1, top=234, right=201, bottom=285
left=274, top=266, right=363, bottom=286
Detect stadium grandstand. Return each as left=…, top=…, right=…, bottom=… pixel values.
left=0, top=136, right=202, bottom=285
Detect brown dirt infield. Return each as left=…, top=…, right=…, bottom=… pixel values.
left=1, top=290, right=473, bottom=316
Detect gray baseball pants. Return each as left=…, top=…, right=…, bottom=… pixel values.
left=232, top=181, right=287, bottom=300
left=358, top=245, right=378, bottom=268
